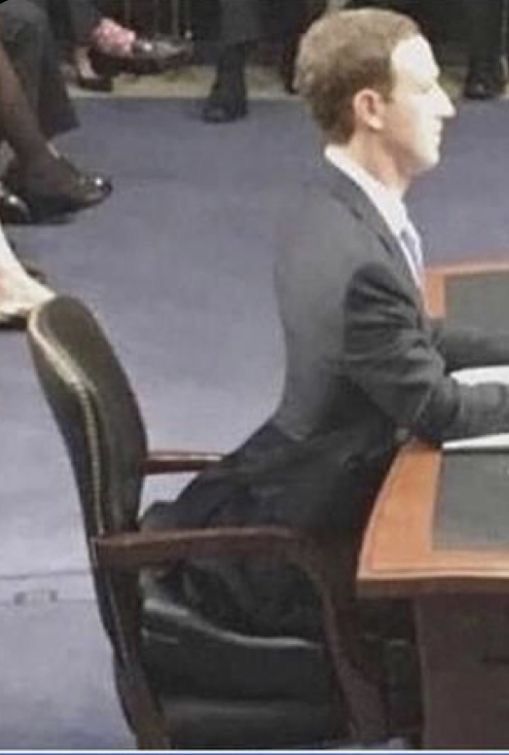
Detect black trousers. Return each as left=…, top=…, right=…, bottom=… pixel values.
left=464, top=0, right=507, bottom=65
left=54, top=0, right=102, bottom=47
left=0, top=0, right=77, bottom=139
left=219, top=0, right=259, bottom=45
left=192, top=0, right=322, bottom=46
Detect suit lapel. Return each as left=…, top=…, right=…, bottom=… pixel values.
left=320, top=161, right=421, bottom=296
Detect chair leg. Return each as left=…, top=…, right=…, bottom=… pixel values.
left=322, top=597, right=388, bottom=743
left=306, top=537, right=389, bottom=744
left=115, top=661, right=171, bottom=749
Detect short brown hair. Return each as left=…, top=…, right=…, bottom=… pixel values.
left=295, top=8, right=419, bottom=142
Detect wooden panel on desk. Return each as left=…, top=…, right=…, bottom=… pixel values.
left=417, top=594, right=509, bottom=748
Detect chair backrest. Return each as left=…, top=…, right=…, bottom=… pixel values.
left=27, top=296, right=148, bottom=640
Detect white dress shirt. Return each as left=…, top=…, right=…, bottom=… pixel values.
left=324, top=144, right=423, bottom=286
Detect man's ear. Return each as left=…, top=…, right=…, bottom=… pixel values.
left=352, top=88, right=386, bottom=132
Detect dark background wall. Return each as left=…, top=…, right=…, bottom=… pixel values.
left=97, top=0, right=465, bottom=47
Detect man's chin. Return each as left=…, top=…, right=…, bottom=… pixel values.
left=417, top=149, right=441, bottom=174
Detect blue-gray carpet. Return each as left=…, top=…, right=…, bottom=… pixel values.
left=1, top=96, right=509, bottom=748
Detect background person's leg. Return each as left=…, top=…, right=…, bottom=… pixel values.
left=60, top=0, right=101, bottom=45
left=47, top=0, right=113, bottom=92
left=0, top=0, right=77, bottom=138
left=202, top=0, right=261, bottom=123
left=464, top=0, right=508, bottom=99
left=0, top=30, right=110, bottom=221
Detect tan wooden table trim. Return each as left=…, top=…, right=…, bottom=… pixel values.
left=358, top=261, right=509, bottom=597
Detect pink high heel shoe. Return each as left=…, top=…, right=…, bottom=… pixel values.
left=90, top=17, right=191, bottom=75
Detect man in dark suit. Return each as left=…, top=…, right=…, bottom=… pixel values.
left=152, top=7, right=509, bottom=638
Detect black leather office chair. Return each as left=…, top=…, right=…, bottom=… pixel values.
left=27, top=295, right=393, bottom=749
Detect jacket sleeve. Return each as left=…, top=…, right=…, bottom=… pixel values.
left=430, top=319, right=509, bottom=371
left=343, top=263, right=509, bottom=445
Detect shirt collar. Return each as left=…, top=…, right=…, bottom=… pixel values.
left=324, top=143, right=411, bottom=239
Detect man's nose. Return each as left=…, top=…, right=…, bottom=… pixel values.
left=437, top=86, right=456, bottom=118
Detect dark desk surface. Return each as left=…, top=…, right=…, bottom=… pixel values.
left=358, top=263, right=509, bottom=598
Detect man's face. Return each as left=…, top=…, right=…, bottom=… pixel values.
left=380, top=35, right=455, bottom=181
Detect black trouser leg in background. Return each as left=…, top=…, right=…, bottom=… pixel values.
left=464, top=0, right=508, bottom=99
left=0, top=0, right=77, bottom=137
left=202, top=0, right=260, bottom=123
left=52, top=0, right=101, bottom=47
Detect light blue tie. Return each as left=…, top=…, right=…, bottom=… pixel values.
left=399, top=224, right=424, bottom=287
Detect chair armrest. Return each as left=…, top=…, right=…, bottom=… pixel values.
left=92, top=525, right=353, bottom=622
left=92, top=525, right=319, bottom=572
left=143, top=450, right=223, bottom=475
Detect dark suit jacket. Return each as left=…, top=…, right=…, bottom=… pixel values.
left=152, top=162, right=509, bottom=637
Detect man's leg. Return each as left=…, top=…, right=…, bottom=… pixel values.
left=202, top=0, right=261, bottom=123
left=464, top=0, right=508, bottom=100
left=60, top=0, right=101, bottom=45
left=272, top=0, right=326, bottom=94
left=0, top=28, right=110, bottom=221
left=0, top=0, right=77, bottom=138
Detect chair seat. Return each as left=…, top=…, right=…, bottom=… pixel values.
left=142, top=583, right=335, bottom=701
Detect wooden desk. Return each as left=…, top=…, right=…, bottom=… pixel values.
left=358, top=263, right=509, bottom=748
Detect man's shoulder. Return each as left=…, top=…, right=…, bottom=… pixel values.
left=275, top=180, right=395, bottom=313
left=283, top=172, right=388, bottom=269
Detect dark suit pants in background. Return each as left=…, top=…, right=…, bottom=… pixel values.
left=0, top=0, right=77, bottom=139
left=463, top=0, right=508, bottom=98
left=54, top=0, right=102, bottom=47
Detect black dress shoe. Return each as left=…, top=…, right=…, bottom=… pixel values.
left=202, top=43, right=248, bottom=124
left=5, top=157, right=112, bottom=221
left=22, top=187, right=107, bottom=221
left=464, top=73, right=506, bottom=99
left=76, top=72, right=113, bottom=93
left=0, top=183, right=31, bottom=224
left=78, top=171, right=112, bottom=195
left=202, top=96, right=247, bottom=124
left=91, top=35, right=191, bottom=76
left=131, top=35, right=192, bottom=69
left=57, top=155, right=113, bottom=196
left=464, top=58, right=507, bottom=100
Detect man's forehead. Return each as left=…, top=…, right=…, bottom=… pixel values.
left=391, top=35, right=440, bottom=81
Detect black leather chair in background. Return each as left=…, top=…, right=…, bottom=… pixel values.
left=27, top=295, right=396, bottom=749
